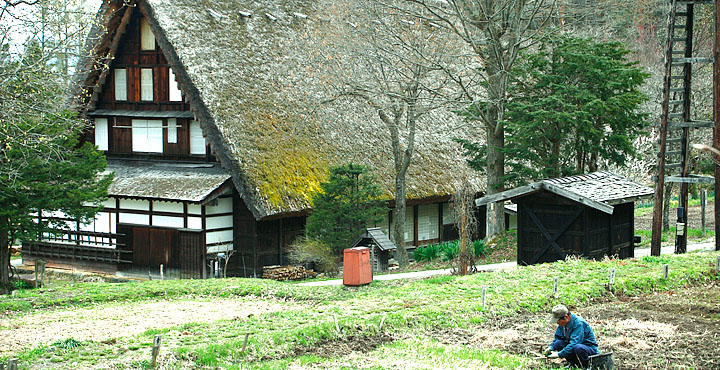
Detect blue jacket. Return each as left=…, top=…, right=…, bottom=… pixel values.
left=553, top=313, right=598, bottom=358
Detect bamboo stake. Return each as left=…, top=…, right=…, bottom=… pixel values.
left=241, top=333, right=250, bottom=352
left=481, top=286, right=487, bottom=308
left=151, top=335, right=162, bottom=367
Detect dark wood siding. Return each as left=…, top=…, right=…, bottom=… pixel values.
left=162, top=118, right=190, bottom=156
left=228, top=191, right=257, bottom=277
left=91, top=10, right=205, bottom=160
left=178, top=229, right=205, bottom=278
left=112, top=117, right=132, bottom=153
left=516, top=191, right=636, bottom=265
left=226, top=189, right=306, bottom=277
left=125, top=225, right=178, bottom=268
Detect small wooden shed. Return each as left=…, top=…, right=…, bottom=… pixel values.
left=350, top=228, right=397, bottom=272
left=476, top=172, right=653, bottom=265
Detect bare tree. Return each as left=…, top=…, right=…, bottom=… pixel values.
left=331, top=0, right=459, bottom=267
left=451, top=169, right=478, bottom=275
left=404, top=0, right=555, bottom=239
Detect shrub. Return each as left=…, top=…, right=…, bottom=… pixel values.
left=413, top=244, right=440, bottom=262
left=414, top=240, right=487, bottom=262
left=287, top=237, right=338, bottom=275
left=440, top=241, right=459, bottom=262
left=472, top=239, right=487, bottom=257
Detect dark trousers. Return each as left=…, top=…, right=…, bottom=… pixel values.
left=551, top=339, right=597, bottom=368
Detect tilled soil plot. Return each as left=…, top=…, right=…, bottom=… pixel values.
left=635, top=202, right=715, bottom=232
left=0, top=297, right=288, bottom=359
left=431, top=282, right=720, bottom=369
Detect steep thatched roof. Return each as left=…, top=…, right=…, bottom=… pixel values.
left=76, top=0, right=483, bottom=220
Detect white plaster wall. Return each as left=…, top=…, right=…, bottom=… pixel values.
left=188, top=204, right=202, bottom=215
left=153, top=201, right=184, bottom=213
left=187, top=217, right=202, bottom=229
left=206, top=215, right=232, bottom=230
left=206, top=197, right=232, bottom=214
left=119, top=213, right=149, bottom=225
left=152, top=215, right=184, bottom=228
left=119, top=199, right=150, bottom=211
left=206, top=230, right=233, bottom=244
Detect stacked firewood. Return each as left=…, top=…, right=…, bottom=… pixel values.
left=262, top=265, right=316, bottom=281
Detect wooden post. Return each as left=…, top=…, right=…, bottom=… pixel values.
left=7, top=359, right=17, bottom=370
left=481, top=286, right=487, bottom=308
left=333, top=313, right=340, bottom=334
left=553, top=277, right=559, bottom=297
left=609, top=268, right=616, bottom=291
left=160, top=264, right=164, bottom=280
left=151, top=335, right=162, bottom=367
left=34, top=259, right=46, bottom=289
left=652, top=0, right=678, bottom=257
left=241, top=333, right=250, bottom=352
left=701, top=190, right=707, bottom=237
left=715, top=0, right=720, bottom=252
left=664, top=264, right=669, bottom=280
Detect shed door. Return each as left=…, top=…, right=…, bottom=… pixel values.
left=124, top=225, right=178, bottom=268
left=178, top=230, right=205, bottom=278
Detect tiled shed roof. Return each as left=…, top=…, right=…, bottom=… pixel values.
left=352, top=228, right=397, bottom=251
left=544, top=172, right=654, bottom=205
left=476, top=172, right=653, bottom=214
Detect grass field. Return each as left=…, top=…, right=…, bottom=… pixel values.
left=2, top=248, right=719, bottom=369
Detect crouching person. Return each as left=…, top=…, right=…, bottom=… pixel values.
left=543, top=304, right=598, bottom=368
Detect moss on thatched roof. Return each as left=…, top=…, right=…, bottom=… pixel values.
left=77, top=0, right=484, bottom=220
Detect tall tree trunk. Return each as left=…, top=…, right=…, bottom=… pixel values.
left=485, top=124, right=506, bottom=239
left=0, top=217, right=11, bottom=295
left=459, top=208, right=467, bottom=275
left=550, top=138, right=561, bottom=177
left=392, top=179, right=409, bottom=267
left=380, top=106, right=414, bottom=268
left=483, top=35, right=509, bottom=240
left=588, top=151, right=598, bottom=172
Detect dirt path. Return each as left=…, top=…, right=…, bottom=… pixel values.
left=0, top=297, right=288, bottom=358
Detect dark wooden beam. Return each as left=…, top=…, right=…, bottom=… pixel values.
left=476, top=183, right=542, bottom=206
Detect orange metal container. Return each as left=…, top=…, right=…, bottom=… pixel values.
left=343, top=247, right=372, bottom=286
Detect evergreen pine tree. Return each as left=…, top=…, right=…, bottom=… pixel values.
left=306, top=164, right=386, bottom=256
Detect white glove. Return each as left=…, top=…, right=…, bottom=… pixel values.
left=548, top=351, right=560, bottom=359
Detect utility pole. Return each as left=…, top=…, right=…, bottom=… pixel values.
left=714, top=0, right=720, bottom=251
